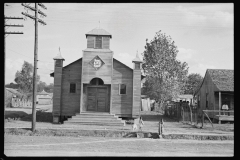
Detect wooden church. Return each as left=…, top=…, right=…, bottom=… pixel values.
left=50, top=27, right=143, bottom=124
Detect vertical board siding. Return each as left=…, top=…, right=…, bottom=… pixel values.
left=102, top=36, right=110, bottom=49
left=53, top=65, right=63, bottom=116
left=112, top=59, right=133, bottom=116
left=87, top=36, right=95, bottom=48
left=61, top=59, right=82, bottom=116
left=132, top=70, right=141, bottom=117
left=82, top=51, right=113, bottom=84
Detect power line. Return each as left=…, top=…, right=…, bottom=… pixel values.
left=22, top=3, right=47, bottom=132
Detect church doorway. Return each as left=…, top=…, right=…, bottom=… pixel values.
left=86, top=78, right=108, bottom=112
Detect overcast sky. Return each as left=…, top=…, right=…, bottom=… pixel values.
left=5, top=3, right=233, bottom=85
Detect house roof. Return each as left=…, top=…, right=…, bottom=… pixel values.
left=208, top=69, right=234, bottom=92
left=194, top=69, right=234, bottom=95
left=37, top=90, right=50, bottom=95
left=177, top=94, right=193, bottom=99
left=5, top=88, right=23, bottom=97
left=86, top=27, right=112, bottom=38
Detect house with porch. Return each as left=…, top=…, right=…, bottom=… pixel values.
left=50, top=27, right=143, bottom=125
left=194, top=69, right=234, bottom=123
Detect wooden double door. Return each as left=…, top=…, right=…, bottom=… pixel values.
left=87, top=87, right=108, bottom=112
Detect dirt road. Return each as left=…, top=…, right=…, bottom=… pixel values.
left=4, top=135, right=233, bottom=157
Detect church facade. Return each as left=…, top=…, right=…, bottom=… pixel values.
left=50, top=28, right=143, bottom=123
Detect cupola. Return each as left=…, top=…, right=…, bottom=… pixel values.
left=85, top=27, right=112, bottom=49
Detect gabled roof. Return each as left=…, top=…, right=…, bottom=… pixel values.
left=37, top=90, right=50, bottom=95
left=86, top=27, right=112, bottom=38
left=5, top=88, right=23, bottom=97
left=194, top=69, right=234, bottom=95
left=208, top=69, right=234, bottom=92
left=50, top=57, right=145, bottom=79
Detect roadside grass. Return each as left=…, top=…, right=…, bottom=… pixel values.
left=4, top=110, right=234, bottom=140
left=5, top=110, right=52, bottom=123
left=4, top=128, right=159, bottom=138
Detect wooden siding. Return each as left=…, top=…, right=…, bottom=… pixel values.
left=82, top=51, right=113, bottom=84
left=60, top=59, right=82, bottom=116
left=52, top=63, right=63, bottom=116
left=111, top=59, right=133, bottom=116
left=196, top=70, right=231, bottom=119
left=87, top=36, right=95, bottom=48
left=102, top=36, right=110, bottom=49
left=132, top=69, right=141, bottom=117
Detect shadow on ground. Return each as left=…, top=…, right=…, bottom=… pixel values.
left=141, top=114, right=177, bottom=122
left=5, top=111, right=52, bottom=123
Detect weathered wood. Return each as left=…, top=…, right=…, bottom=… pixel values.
left=132, top=69, right=141, bottom=117
left=111, top=59, right=133, bottom=116
left=61, top=59, right=82, bottom=116
left=203, top=110, right=214, bottom=128
left=82, top=51, right=113, bottom=84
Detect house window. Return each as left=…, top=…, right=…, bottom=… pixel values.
left=119, top=84, right=126, bottom=95
left=70, top=83, right=76, bottom=93
left=95, top=36, right=102, bottom=49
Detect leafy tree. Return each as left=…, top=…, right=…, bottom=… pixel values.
left=14, top=61, right=40, bottom=94
left=37, top=81, right=47, bottom=92
left=184, top=73, right=203, bottom=95
left=142, top=30, right=188, bottom=104
left=44, top=83, right=54, bottom=93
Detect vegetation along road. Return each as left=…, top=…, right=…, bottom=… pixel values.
left=4, top=135, right=233, bottom=157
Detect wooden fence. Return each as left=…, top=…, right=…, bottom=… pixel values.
left=11, top=98, right=32, bottom=108
left=164, top=102, right=234, bottom=127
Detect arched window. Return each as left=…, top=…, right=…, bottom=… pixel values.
left=90, top=78, right=104, bottom=85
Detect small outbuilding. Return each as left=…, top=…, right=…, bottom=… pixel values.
left=36, top=90, right=52, bottom=105
left=194, top=69, right=234, bottom=123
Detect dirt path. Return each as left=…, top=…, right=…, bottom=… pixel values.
left=4, top=135, right=233, bottom=157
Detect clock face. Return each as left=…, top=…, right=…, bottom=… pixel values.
left=89, top=55, right=105, bottom=70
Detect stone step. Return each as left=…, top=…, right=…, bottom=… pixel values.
left=76, top=112, right=114, bottom=116
left=69, top=117, right=122, bottom=121
left=65, top=112, right=124, bottom=126
left=74, top=115, right=117, bottom=118
left=64, top=121, right=124, bottom=126
left=68, top=117, right=124, bottom=122
left=72, top=115, right=120, bottom=119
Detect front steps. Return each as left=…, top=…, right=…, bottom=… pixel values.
left=63, top=112, right=125, bottom=126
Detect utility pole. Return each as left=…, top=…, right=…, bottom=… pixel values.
left=4, top=15, right=24, bottom=133
left=22, top=3, right=47, bottom=132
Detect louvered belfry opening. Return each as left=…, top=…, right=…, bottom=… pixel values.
left=86, top=28, right=112, bottom=49
left=95, top=36, right=102, bottom=49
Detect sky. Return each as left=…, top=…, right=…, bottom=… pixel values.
left=4, top=3, right=234, bottom=85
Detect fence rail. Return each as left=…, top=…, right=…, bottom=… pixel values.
left=164, top=102, right=234, bottom=127
left=11, top=98, right=32, bottom=108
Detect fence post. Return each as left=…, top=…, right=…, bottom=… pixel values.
left=201, top=111, right=204, bottom=128
left=158, top=119, right=163, bottom=138
left=189, top=106, right=192, bottom=124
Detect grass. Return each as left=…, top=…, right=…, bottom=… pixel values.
left=4, top=128, right=159, bottom=139
left=5, top=110, right=52, bottom=123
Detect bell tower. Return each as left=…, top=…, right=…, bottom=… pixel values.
left=80, top=27, right=113, bottom=113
